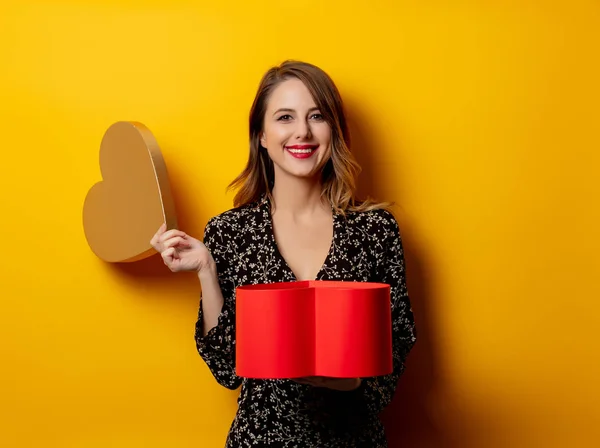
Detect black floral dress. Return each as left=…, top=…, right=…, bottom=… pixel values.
left=195, top=196, right=417, bottom=447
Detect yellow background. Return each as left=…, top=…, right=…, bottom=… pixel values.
left=1, top=1, right=599, bottom=447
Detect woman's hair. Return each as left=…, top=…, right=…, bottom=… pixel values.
left=227, top=60, right=391, bottom=215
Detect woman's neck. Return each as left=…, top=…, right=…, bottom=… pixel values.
left=271, top=173, right=328, bottom=217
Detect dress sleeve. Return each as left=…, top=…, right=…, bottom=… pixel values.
left=356, top=209, right=417, bottom=414
left=194, top=216, right=243, bottom=390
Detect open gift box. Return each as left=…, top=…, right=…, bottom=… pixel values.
left=235, top=280, right=393, bottom=379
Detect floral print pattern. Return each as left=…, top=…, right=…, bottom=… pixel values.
left=195, top=195, right=417, bottom=447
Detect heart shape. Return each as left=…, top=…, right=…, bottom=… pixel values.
left=83, top=121, right=178, bottom=263
left=235, top=280, right=393, bottom=379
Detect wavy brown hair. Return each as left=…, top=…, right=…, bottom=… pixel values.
left=228, top=60, right=390, bottom=215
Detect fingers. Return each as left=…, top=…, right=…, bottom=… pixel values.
left=150, top=224, right=188, bottom=252
left=150, top=223, right=167, bottom=248
left=161, top=247, right=177, bottom=270
left=163, top=236, right=191, bottom=250
left=293, top=377, right=357, bottom=390
left=301, top=377, right=361, bottom=391
left=309, top=377, right=326, bottom=387
left=150, top=224, right=199, bottom=273
left=293, top=377, right=322, bottom=387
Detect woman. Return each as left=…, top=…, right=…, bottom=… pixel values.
left=151, top=60, right=417, bottom=447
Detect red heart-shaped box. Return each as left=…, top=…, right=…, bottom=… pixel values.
left=235, top=280, right=393, bottom=379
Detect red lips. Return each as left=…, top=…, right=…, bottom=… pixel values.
left=286, top=144, right=319, bottom=149
left=285, top=144, right=319, bottom=159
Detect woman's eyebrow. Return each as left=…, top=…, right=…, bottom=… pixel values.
left=273, top=107, right=320, bottom=116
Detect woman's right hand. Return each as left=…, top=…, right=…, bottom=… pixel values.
left=150, top=223, right=215, bottom=275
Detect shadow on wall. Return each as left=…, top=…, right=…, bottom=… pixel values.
left=345, top=98, right=460, bottom=448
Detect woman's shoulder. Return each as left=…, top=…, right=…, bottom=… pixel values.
left=345, top=206, right=399, bottom=233
left=204, top=197, right=267, bottom=237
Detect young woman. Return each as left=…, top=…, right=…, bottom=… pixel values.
left=151, top=60, right=417, bottom=447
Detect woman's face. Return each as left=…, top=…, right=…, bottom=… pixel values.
left=260, top=78, right=332, bottom=181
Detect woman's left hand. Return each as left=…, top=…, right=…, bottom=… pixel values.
left=293, top=377, right=362, bottom=391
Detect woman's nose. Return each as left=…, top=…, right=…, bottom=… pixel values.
left=294, top=120, right=311, bottom=139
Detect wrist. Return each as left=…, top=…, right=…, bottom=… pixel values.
left=197, top=262, right=217, bottom=283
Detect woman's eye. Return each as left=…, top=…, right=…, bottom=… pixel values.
left=277, top=113, right=323, bottom=121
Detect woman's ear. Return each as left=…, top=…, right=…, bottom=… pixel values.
left=260, top=132, right=266, bottom=148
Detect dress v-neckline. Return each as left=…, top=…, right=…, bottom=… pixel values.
left=261, top=196, right=338, bottom=282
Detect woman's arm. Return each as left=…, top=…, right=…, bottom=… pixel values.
left=356, top=209, right=417, bottom=414
left=198, top=266, right=224, bottom=337
left=194, top=217, right=243, bottom=390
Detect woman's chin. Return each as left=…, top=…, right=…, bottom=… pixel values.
left=272, top=158, right=325, bottom=181
left=282, top=167, right=321, bottom=180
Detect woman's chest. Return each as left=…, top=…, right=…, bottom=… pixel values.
left=229, top=227, right=377, bottom=286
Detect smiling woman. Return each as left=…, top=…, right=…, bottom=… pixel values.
left=150, top=60, right=417, bottom=447
left=260, top=79, right=332, bottom=178
left=229, top=60, right=389, bottom=215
